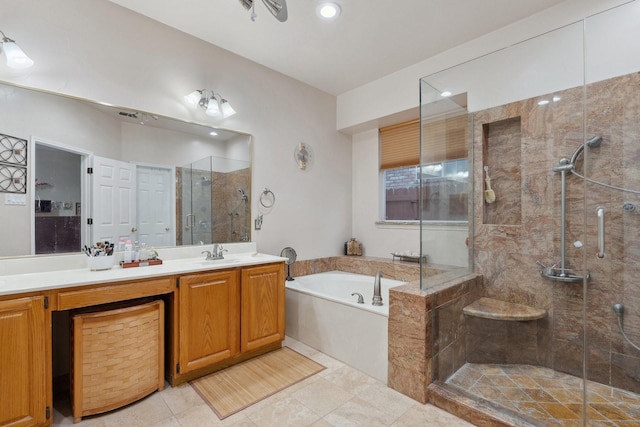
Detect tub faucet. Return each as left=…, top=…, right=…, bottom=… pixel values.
left=372, top=270, right=383, bottom=306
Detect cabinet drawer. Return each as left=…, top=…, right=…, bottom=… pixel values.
left=57, top=277, right=175, bottom=310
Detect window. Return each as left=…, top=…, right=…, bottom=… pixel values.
left=380, top=116, right=469, bottom=222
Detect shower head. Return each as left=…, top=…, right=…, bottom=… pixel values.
left=587, top=135, right=603, bottom=148
left=201, top=176, right=211, bottom=186
left=238, top=188, right=248, bottom=201
left=569, top=135, right=604, bottom=166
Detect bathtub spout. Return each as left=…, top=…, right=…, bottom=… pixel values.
left=372, top=270, right=383, bottom=306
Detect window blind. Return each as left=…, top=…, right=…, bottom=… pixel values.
left=380, top=115, right=468, bottom=170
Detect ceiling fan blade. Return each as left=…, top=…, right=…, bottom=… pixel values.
left=262, top=0, right=287, bottom=22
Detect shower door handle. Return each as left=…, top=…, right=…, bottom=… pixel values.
left=596, top=207, right=605, bottom=258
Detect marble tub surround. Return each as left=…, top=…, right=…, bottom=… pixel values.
left=289, top=255, right=449, bottom=282
left=388, top=273, right=483, bottom=404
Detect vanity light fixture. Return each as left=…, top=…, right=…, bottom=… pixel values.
left=316, top=2, right=341, bottom=20
left=184, top=89, right=237, bottom=119
left=0, top=30, right=33, bottom=69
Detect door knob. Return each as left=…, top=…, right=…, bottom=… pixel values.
left=131, top=227, right=137, bottom=232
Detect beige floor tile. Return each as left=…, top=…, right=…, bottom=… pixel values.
left=151, top=416, right=182, bottom=427
left=174, top=402, right=255, bottom=426
left=245, top=396, right=321, bottom=426
left=291, top=378, right=355, bottom=416
left=160, top=382, right=206, bottom=416
left=390, top=404, right=476, bottom=427
left=102, top=392, right=174, bottom=427
left=323, top=397, right=398, bottom=426
left=322, top=365, right=379, bottom=395
left=349, top=382, right=415, bottom=420
left=53, top=337, right=475, bottom=427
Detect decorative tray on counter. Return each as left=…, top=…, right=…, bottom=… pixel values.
left=391, top=252, right=427, bottom=263
left=120, top=259, right=163, bottom=269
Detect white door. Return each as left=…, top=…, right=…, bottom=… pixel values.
left=136, top=165, right=175, bottom=248
left=91, top=156, right=136, bottom=245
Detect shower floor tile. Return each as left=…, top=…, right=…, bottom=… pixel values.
left=446, top=363, right=640, bottom=426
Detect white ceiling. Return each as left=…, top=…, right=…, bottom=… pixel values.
left=107, top=0, right=567, bottom=96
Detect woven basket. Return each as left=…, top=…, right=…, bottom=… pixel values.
left=71, top=299, right=164, bottom=423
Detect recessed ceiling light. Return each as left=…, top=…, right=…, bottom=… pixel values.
left=209, top=131, right=218, bottom=136
left=440, top=91, right=452, bottom=97
left=538, top=99, right=550, bottom=106
left=317, top=2, right=341, bottom=20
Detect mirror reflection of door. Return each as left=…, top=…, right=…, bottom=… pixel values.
left=91, top=156, right=136, bottom=245
left=136, top=165, right=175, bottom=249
left=90, top=158, right=175, bottom=250
left=33, top=142, right=87, bottom=254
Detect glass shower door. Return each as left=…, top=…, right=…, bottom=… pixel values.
left=584, top=2, right=640, bottom=422
left=180, top=156, right=213, bottom=246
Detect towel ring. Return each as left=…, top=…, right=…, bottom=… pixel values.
left=259, top=188, right=275, bottom=208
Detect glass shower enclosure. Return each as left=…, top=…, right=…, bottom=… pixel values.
left=178, top=155, right=251, bottom=246
left=421, top=1, right=640, bottom=425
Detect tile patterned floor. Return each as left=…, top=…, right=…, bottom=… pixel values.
left=447, top=363, right=640, bottom=426
left=53, top=337, right=474, bottom=426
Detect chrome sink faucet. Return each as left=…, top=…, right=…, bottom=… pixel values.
left=372, top=270, right=383, bottom=306
left=202, top=244, right=228, bottom=260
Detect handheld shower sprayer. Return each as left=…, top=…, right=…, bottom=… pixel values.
left=569, top=135, right=603, bottom=166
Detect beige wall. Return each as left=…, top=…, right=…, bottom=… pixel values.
left=0, top=0, right=351, bottom=259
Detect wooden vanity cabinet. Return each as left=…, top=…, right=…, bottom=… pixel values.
left=0, top=295, right=50, bottom=427
left=178, top=269, right=240, bottom=375
left=241, top=263, right=285, bottom=352
left=173, top=262, right=285, bottom=383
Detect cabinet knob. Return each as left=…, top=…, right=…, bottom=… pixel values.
left=165, top=227, right=170, bottom=231
left=131, top=227, right=137, bottom=232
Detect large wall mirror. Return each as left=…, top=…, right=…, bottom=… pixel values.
left=0, top=82, right=251, bottom=258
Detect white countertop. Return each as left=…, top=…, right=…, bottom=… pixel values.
left=0, top=244, right=287, bottom=296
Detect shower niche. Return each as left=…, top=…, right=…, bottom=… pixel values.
left=481, top=117, right=522, bottom=226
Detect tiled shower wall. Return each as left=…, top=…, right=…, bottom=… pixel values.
left=471, top=71, right=640, bottom=393
left=175, top=167, right=250, bottom=245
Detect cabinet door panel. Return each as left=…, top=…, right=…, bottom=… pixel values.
left=179, top=270, right=239, bottom=373
left=0, top=296, right=47, bottom=427
left=241, top=263, right=285, bottom=352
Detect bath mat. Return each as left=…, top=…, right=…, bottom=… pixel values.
left=190, top=346, right=325, bottom=419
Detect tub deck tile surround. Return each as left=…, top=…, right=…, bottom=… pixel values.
left=388, top=273, right=483, bottom=404
left=290, top=255, right=423, bottom=282
left=289, top=255, right=452, bottom=283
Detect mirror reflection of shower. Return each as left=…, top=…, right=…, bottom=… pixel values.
left=177, top=155, right=251, bottom=245
left=230, top=187, right=250, bottom=242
